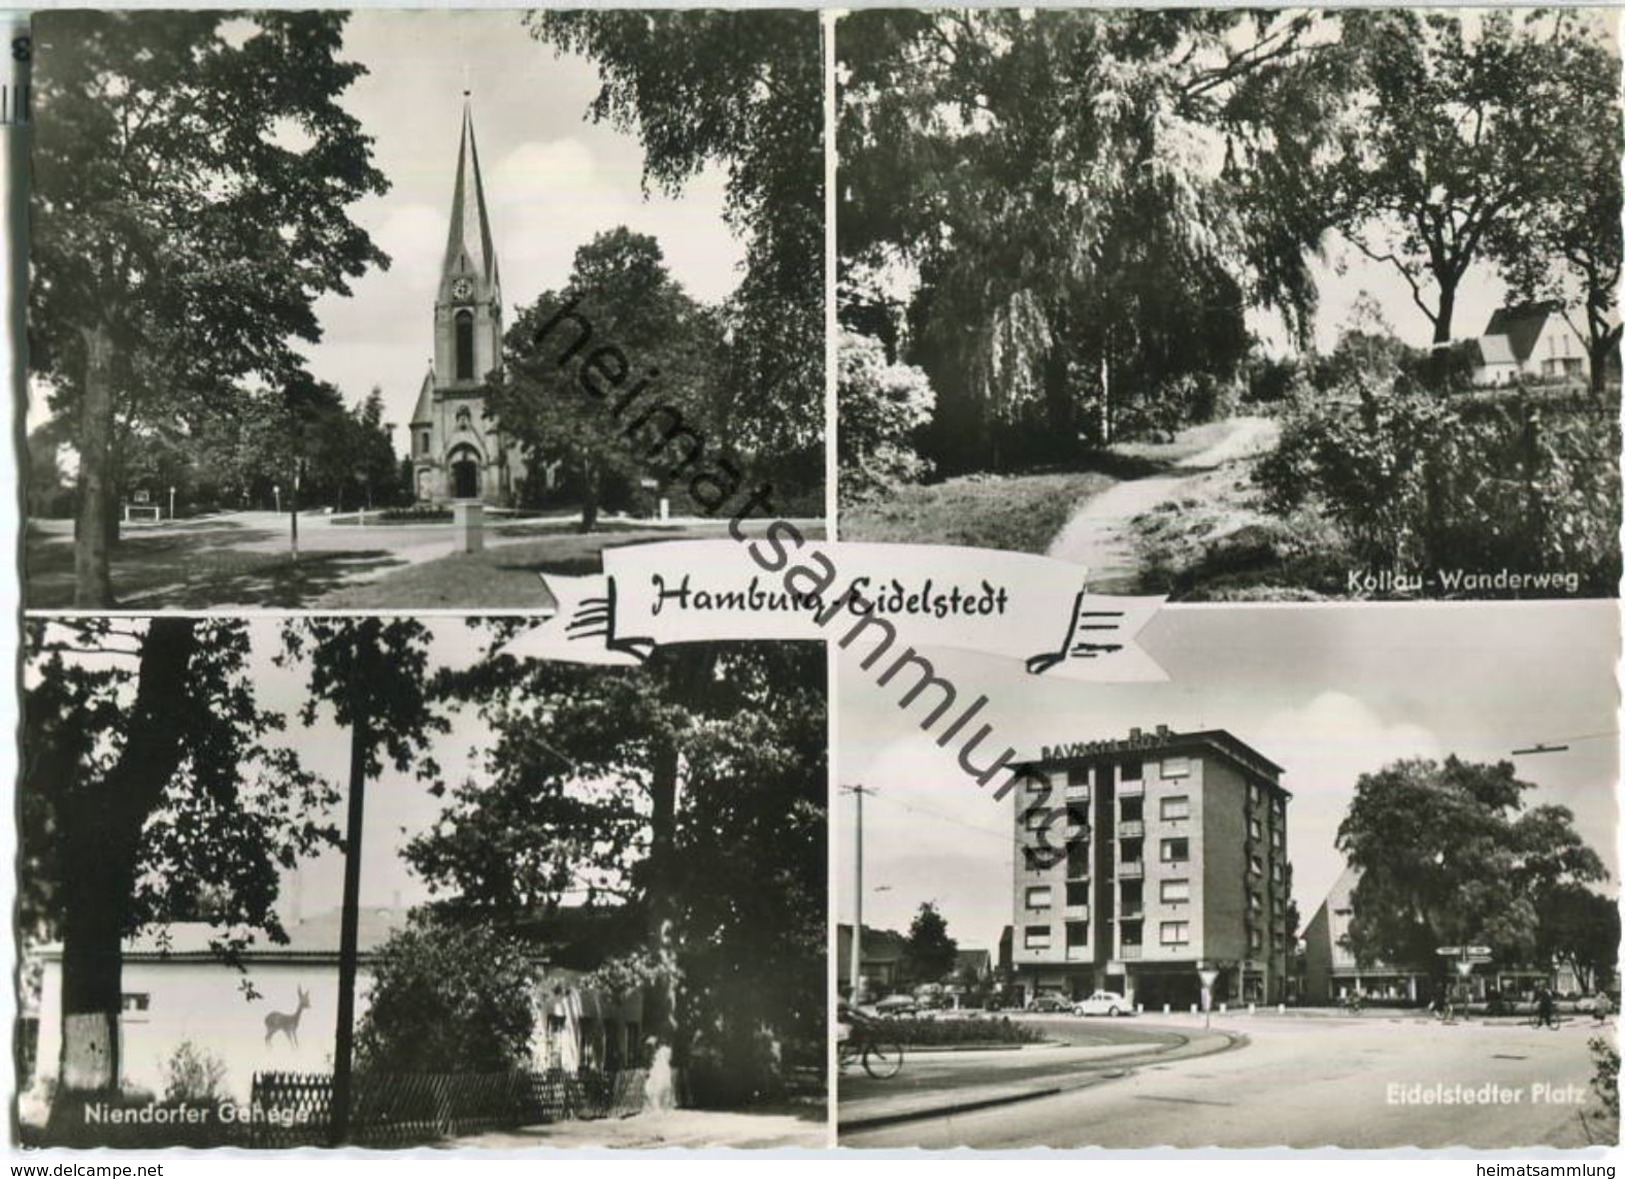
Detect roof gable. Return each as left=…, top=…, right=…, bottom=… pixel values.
left=1483, top=304, right=1558, bottom=363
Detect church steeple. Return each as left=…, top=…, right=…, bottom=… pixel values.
left=441, top=95, right=499, bottom=301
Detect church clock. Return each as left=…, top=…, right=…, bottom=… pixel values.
left=451, top=277, right=473, bottom=301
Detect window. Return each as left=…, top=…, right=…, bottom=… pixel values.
left=1249, top=892, right=1263, bottom=911
left=455, top=406, right=473, bottom=432
left=1160, top=795, right=1190, bottom=821
left=1249, top=817, right=1263, bottom=841
left=1025, top=772, right=1049, bottom=794
left=1065, top=841, right=1089, bottom=878
left=1120, top=758, right=1143, bottom=781
left=1249, top=929, right=1263, bottom=951
left=1026, top=886, right=1053, bottom=910
left=1024, top=925, right=1052, bottom=950
left=455, top=309, right=475, bottom=380
left=1160, top=921, right=1189, bottom=946
left=1065, top=921, right=1089, bottom=948
left=1247, top=782, right=1260, bottom=805
left=1120, top=797, right=1143, bottom=823
left=1249, top=855, right=1263, bottom=877
left=1066, top=880, right=1089, bottom=907
left=121, top=993, right=151, bottom=1013
left=1066, top=804, right=1089, bottom=830
left=1160, top=879, right=1190, bottom=903
left=418, top=430, right=431, bottom=455
left=1271, top=863, right=1283, bottom=883
left=1160, top=838, right=1189, bottom=864
left=1025, top=807, right=1052, bottom=830
left=1161, top=756, right=1190, bottom=779
left=1066, top=765, right=1089, bottom=787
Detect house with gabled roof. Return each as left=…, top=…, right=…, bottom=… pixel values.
left=1469, top=303, right=1588, bottom=387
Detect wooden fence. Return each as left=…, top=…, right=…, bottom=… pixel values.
left=249, top=1067, right=667, bottom=1148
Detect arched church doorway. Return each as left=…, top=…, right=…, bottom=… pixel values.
left=448, top=446, right=481, bottom=500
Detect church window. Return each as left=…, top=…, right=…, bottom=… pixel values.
left=418, top=430, right=430, bottom=455
left=456, top=407, right=473, bottom=432
left=455, top=310, right=475, bottom=380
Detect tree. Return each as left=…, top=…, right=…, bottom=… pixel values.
left=281, top=618, right=447, bottom=1144
left=29, top=11, right=388, bottom=606
left=21, top=619, right=336, bottom=1117
left=527, top=11, right=824, bottom=464
left=1537, top=884, right=1620, bottom=996
left=491, top=229, right=723, bottom=531
left=355, top=914, right=542, bottom=1074
left=902, top=902, right=958, bottom=986
left=1335, top=756, right=1606, bottom=975
left=1331, top=10, right=1616, bottom=346
left=1485, top=16, right=1622, bottom=392
left=408, top=637, right=826, bottom=1103
left=838, top=9, right=1342, bottom=470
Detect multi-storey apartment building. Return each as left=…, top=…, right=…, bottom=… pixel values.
left=1010, top=725, right=1292, bottom=1009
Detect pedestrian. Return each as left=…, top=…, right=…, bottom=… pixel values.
left=1536, top=985, right=1557, bottom=1029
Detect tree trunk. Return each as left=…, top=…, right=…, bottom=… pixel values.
left=331, top=624, right=378, bottom=1146
left=49, top=619, right=198, bottom=1127
left=1433, top=282, right=1457, bottom=347
left=639, top=648, right=719, bottom=1107
left=579, top=460, right=600, bottom=534
left=74, top=324, right=118, bottom=608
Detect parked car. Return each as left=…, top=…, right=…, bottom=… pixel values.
left=1075, top=990, right=1133, bottom=1017
left=1028, top=993, right=1073, bottom=1013
left=874, top=994, right=920, bottom=1016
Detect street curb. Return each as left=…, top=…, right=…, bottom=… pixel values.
left=838, top=1029, right=1246, bottom=1133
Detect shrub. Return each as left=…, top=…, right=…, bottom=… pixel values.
left=838, top=330, right=936, bottom=508
left=1256, top=383, right=1621, bottom=594
left=162, top=1040, right=228, bottom=1103
left=1590, top=1037, right=1619, bottom=1117
left=875, top=1016, right=1044, bottom=1047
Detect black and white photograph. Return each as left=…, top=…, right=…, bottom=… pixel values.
left=835, top=601, right=1618, bottom=1149
left=17, top=618, right=827, bottom=1148
left=836, top=8, right=1621, bottom=601
left=24, top=9, right=823, bottom=611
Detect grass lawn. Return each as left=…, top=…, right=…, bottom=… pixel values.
left=24, top=523, right=408, bottom=610
left=841, top=472, right=1115, bottom=554
left=316, top=518, right=827, bottom=610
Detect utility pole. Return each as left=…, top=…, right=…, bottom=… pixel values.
left=842, top=785, right=876, bottom=1002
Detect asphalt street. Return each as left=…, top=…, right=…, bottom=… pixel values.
left=840, top=1012, right=1614, bottom=1149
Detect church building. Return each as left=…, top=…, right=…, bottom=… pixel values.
left=409, top=100, right=526, bottom=505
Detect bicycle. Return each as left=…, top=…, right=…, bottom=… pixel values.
left=838, top=1015, right=905, bottom=1079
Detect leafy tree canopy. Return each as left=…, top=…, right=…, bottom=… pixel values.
left=1335, top=755, right=1606, bottom=971
left=528, top=10, right=823, bottom=460
left=903, top=901, right=959, bottom=985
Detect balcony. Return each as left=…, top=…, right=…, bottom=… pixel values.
left=1066, top=944, right=1091, bottom=962
left=1118, top=860, right=1144, bottom=879
left=1117, top=819, right=1144, bottom=838
left=1119, top=902, right=1144, bottom=918
left=1118, top=779, right=1145, bottom=798
left=1120, top=944, right=1143, bottom=960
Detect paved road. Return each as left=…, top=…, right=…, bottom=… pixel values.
left=1045, top=416, right=1279, bottom=589
left=841, top=1013, right=1614, bottom=1149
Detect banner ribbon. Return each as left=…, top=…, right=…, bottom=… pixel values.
left=504, top=539, right=1166, bottom=682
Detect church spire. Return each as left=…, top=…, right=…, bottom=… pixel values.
left=441, top=95, right=498, bottom=295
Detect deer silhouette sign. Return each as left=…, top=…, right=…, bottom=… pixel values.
left=264, top=987, right=310, bottom=1048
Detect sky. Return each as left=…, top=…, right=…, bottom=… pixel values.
left=295, top=10, right=744, bottom=452
left=836, top=601, right=1620, bottom=955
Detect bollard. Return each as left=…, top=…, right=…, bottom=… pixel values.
left=1136, top=1003, right=1143, bottom=1015
left=659, top=497, right=670, bottom=522
left=1220, top=1002, right=1228, bottom=1014
left=1248, top=1003, right=1256, bottom=1015
left=454, top=501, right=484, bottom=554
left=1163, top=1004, right=1171, bottom=1014
left=1278, top=1004, right=1286, bottom=1014
left=1190, top=1003, right=1198, bottom=1014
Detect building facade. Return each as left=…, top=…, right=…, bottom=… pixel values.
left=1009, top=725, right=1292, bottom=1009
left=1470, top=302, right=1589, bottom=387
left=408, top=100, right=527, bottom=506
